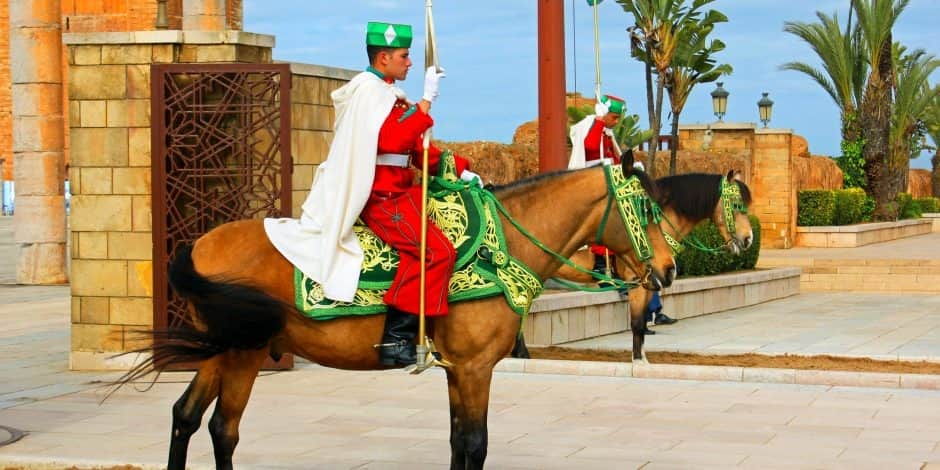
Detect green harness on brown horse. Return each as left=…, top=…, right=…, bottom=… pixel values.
left=294, top=154, right=663, bottom=320
left=295, top=153, right=542, bottom=319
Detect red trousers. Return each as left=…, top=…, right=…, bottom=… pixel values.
left=590, top=244, right=615, bottom=256
left=360, top=186, right=456, bottom=316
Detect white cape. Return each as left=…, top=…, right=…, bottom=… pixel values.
left=568, top=115, right=621, bottom=169
left=264, top=71, right=401, bottom=302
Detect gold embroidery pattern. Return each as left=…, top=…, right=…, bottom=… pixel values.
left=355, top=225, right=398, bottom=273
left=428, top=193, right=471, bottom=250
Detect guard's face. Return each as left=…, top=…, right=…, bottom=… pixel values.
left=602, top=112, right=621, bottom=128
left=381, top=48, right=412, bottom=81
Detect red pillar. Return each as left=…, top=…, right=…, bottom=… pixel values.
left=537, top=0, right=567, bottom=173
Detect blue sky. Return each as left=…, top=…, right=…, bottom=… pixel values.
left=244, top=0, right=939, bottom=169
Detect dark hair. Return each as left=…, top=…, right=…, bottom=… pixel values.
left=367, top=45, right=398, bottom=65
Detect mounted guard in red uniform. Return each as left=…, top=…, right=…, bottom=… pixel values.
left=264, top=22, right=480, bottom=367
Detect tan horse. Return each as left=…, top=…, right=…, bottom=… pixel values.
left=125, top=158, right=675, bottom=470
left=514, top=170, right=754, bottom=361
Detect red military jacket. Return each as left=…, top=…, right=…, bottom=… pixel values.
left=583, top=119, right=620, bottom=164
left=371, top=71, right=470, bottom=196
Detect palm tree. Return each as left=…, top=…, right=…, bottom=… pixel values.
left=927, top=93, right=940, bottom=197
left=889, top=46, right=939, bottom=191
left=854, top=0, right=910, bottom=219
left=781, top=11, right=867, bottom=142
left=618, top=0, right=719, bottom=177
left=665, top=9, right=731, bottom=175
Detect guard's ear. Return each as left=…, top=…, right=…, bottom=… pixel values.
left=621, top=148, right=635, bottom=174
left=733, top=171, right=743, bottom=182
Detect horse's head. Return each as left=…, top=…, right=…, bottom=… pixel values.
left=595, top=150, right=676, bottom=290
left=712, top=170, right=754, bottom=255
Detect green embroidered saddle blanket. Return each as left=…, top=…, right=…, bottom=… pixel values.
left=294, top=153, right=543, bottom=320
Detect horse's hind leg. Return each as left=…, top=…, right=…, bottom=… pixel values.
left=208, top=348, right=268, bottom=470
left=447, top=367, right=493, bottom=470
left=168, top=357, right=222, bottom=470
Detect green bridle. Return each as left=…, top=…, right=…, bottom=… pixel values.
left=484, top=164, right=664, bottom=292
left=596, top=164, right=664, bottom=264
left=662, top=176, right=748, bottom=255
left=719, top=176, right=747, bottom=235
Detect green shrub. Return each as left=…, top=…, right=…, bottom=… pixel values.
left=861, top=194, right=876, bottom=222
left=798, top=190, right=835, bottom=226
left=836, top=137, right=866, bottom=189
left=832, top=188, right=868, bottom=225
left=676, top=215, right=761, bottom=277
left=897, top=193, right=922, bottom=219
left=915, top=197, right=940, bottom=213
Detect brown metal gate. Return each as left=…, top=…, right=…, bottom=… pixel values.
left=151, top=63, right=293, bottom=368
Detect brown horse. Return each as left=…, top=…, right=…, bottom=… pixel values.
left=513, top=170, right=754, bottom=361
left=128, top=158, right=676, bottom=470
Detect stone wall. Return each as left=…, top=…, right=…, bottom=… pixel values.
left=288, top=63, right=356, bottom=216
left=65, top=31, right=278, bottom=369
left=0, top=1, right=10, bottom=181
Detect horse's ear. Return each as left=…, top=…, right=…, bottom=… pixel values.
left=621, top=149, right=635, bottom=173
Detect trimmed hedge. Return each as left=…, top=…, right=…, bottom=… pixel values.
left=896, top=193, right=923, bottom=219
left=798, top=188, right=875, bottom=226
left=915, top=197, right=940, bottom=213
left=832, top=188, right=867, bottom=225
left=798, top=190, right=835, bottom=226
left=676, top=215, right=761, bottom=277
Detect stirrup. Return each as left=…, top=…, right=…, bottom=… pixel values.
left=408, top=337, right=453, bottom=375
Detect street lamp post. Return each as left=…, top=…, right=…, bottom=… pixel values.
left=757, top=92, right=774, bottom=128
left=711, top=82, right=729, bottom=122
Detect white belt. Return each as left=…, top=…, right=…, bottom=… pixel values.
left=584, top=158, right=613, bottom=168
left=376, top=153, right=410, bottom=168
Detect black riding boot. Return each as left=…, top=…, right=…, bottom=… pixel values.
left=377, top=308, right=418, bottom=366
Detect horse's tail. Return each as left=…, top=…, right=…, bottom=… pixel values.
left=108, top=245, right=290, bottom=394
left=167, top=244, right=288, bottom=353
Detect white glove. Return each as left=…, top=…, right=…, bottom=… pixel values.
left=603, top=127, right=615, bottom=137
left=594, top=100, right=609, bottom=116
left=459, top=169, right=483, bottom=188
left=423, top=66, right=446, bottom=103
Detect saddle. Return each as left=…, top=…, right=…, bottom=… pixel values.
left=294, top=153, right=542, bottom=320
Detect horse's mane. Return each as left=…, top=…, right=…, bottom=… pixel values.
left=492, top=165, right=660, bottom=201
left=655, top=173, right=752, bottom=220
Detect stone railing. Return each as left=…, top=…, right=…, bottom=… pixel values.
left=522, top=267, right=801, bottom=346
left=795, top=219, right=933, bottom=248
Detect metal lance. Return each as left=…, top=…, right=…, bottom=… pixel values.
left=412, top=0, right=453, bottom=374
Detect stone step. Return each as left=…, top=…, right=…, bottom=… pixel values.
left=758, top=257, right=940, bottom=292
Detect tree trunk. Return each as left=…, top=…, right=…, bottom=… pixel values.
left=860, top=37, right=896, bottom=220
left=669, top=111, right=680, bottom=176
left=644, top=58, right=657, bottom=175
left=932, top=150, right=940, bottom=198
left=649, top=74, right=666, bottom=178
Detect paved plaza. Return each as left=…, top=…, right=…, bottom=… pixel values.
left=2, top=216, right=940, bottom=468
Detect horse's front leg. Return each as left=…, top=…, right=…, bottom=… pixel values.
left=207, top=349, right=268, bottom=470
left=447, top=366, right=493, bottom=470
left=629, top=288, right=652, bottom=362
left=168, top=357, right=222, bottom=470
left=446, top=370, right=467, bottom=469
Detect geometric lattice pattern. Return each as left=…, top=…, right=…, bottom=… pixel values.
left=151, top=64, right=292, bottom=331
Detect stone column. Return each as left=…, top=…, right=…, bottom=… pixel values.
left=10, top=0, right=68, bottom=284
left=183, top=0, right=227, bottom=31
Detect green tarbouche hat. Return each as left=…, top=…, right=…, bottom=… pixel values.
left=600, top=94, right=625, bottom=114
left=366, top=22, right=413, bottom=48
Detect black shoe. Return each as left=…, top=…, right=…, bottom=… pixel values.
left=643, top=326, right=656, bottom=335
left=377, top=308, right=418, bottom=366
left=654, top=312, right=677, bottom=325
